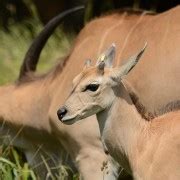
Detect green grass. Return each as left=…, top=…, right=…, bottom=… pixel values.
left=0, top=146, right=36, bottom=180
left=0, top=19, right=77, bottom=179
left=0, top=144, right=79, bottom=180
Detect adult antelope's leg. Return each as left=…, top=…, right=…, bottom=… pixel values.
left=72, top=147, right=131, bottom=180
left=75, top=147, right=107, bottom=180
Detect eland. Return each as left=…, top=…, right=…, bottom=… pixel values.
left=0, top=5, right=180, bottom=179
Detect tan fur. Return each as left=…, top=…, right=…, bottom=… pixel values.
left=103, top=84, right=180, bottom=180
left=61, top=65, right=180, bottom=179
left=103, top=85, right=180, bottom=180
left=0, top=81, right=106, bottom=179
left=1, top=6, right=180, bottom=179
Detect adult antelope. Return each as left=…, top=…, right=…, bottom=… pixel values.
left=0, top=5, right=180, bottom=179
left=0, top=7, right=109, bottom=179
left=59, top=44, right=180, bottom=179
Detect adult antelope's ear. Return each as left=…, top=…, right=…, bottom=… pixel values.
left=111, top=43, right=147, bottom=81
left=96, top=43, right=116, bottom=73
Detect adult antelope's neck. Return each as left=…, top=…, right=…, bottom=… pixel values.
left=0, top=81, right=51, bottom=128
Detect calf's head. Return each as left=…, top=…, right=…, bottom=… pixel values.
left=57, top=43, right=146, bottom=125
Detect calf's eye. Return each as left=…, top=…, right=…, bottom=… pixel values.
left=84, top=84, right=99, bottom=92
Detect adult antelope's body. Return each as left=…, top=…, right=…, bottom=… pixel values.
left=0, top=7, right=107, bottom=179
left=69, top=6, right=180, bottom=112
left=0, top=6, right=180, bottom=179
left=59, top=44, right=180, bottom=179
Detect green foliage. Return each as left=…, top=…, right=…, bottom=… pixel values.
left=0, top=145, right=79, bottom=180
left=0, top=18, right=74, bottom=85
left=0, top=146, right=36, bottom=180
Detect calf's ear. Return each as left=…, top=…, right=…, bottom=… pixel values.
left=111, top=43, right=147, bottom=81
left=96, top=43, right=116, bottom=73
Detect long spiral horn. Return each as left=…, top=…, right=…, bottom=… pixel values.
left=18, top=6, right=84, bottom=81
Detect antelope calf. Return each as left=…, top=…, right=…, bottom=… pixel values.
left=59, top=44, right=180, bottom=179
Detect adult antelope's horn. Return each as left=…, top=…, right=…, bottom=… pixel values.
left=18, top=6, right=84, bottom=82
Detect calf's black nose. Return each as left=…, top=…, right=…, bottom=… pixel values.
left=57, top=107, right=67, bottom=121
